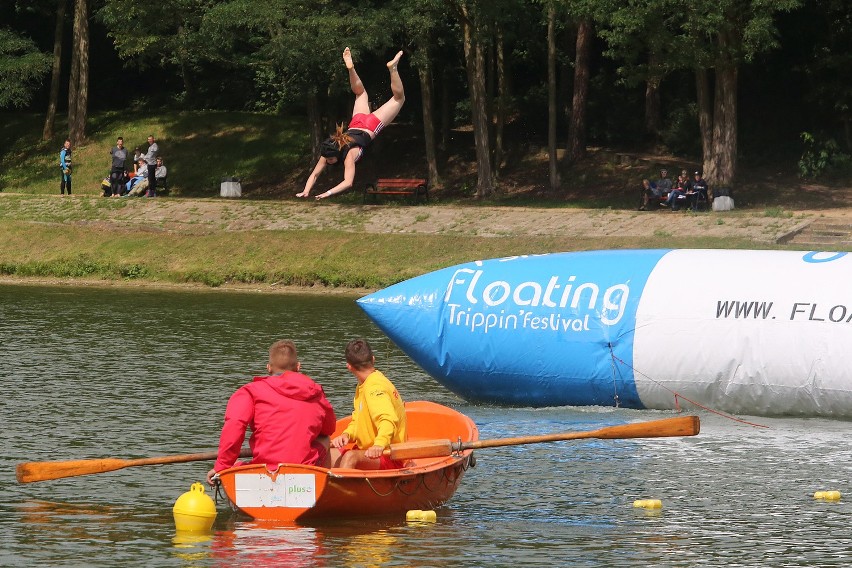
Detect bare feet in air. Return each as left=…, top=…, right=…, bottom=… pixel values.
left=342, top=47, right=354, bottom=69
left=387, top=50, right=403, bottom=71
left=295, top=190, right=309, bottom=198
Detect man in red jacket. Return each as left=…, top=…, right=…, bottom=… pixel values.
left=206, top=340, right=336, bottom=484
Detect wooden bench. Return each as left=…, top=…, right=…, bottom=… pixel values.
left=642, top=190, right=707, bottom=211
left=364, top=178, right=428, bottom=203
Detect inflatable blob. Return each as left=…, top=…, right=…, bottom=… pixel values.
left=358, top=249, right=852, bottom=418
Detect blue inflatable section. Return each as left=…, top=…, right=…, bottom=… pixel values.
left=358, top=249, right=671, bottom=407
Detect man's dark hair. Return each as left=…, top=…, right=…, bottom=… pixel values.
left=345, top=339, right=375, bottom=370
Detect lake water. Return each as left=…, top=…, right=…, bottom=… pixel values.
left=1, top=284, right=850, bottom=567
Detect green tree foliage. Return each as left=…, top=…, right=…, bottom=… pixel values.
left=789, top=1, right=852, bottom=152
left=594, top=0, right=799, bottom=185
left=97, top=0, right=225, bottom=106
left=798, top=132, right=851, bottom=179
left=2, top=0, right=852, bottom=192
left=0, top=28, right=51, bottom=108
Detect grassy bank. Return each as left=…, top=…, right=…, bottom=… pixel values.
left=0, top=190, right=805, bottom=290
left=0, top=220, right=774, bottom=290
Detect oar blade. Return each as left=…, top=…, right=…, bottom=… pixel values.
left=16, top=449, right=240, bottom=484
left=16, top=458, right=130, bottom=484
left=594, top=415, right=700, bottom=439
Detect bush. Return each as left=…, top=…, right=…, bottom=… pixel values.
left=798, top=132, right=852, bottom=179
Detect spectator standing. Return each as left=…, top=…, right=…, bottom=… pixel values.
left=109, top=137, right=128, bottom=197
left=143, top=135, right=159, bottom=197
left=59, top=139, right=72, bottom=196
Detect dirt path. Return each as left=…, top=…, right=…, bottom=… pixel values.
left=6, top=194, right=849, bottom=244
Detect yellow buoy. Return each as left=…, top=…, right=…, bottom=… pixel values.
left=633, top=499, right=663, bottom=509
left=406, top=509, right=437, bottom=522
left=814, top=490, right=841, bottom=501
left=173, top=482, right=217, bottom=532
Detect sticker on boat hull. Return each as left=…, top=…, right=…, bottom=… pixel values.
left=234, top=473, right=316, bottom=508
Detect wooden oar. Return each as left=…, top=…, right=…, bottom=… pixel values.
left=385, top=415, right=700, bottom=461
left=16, top=448, right=252, bottom=484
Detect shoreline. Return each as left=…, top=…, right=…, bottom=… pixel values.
left=0, top=276, right=374, bottom=296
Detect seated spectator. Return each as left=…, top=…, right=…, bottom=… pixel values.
left=122, top=159, right=149, bottom=196
left=125, top=178, right=150, bottom=197
left=638, top=178, right=661, bottom=211
left=664, top=172, right=692, bottom=210
left=656, top=168, right=673, bottom=197
left=155, top=157, right=167, bottom=192
left=690, top=171, right=709, bottom=210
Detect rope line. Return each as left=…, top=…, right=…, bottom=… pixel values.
left=395, top=475, right=425, bottom=496
left=363, top=476, right=402, bottom=497
left=607, top=342, right=621, bottom=408
left=609, top=351, right=769, bottom=429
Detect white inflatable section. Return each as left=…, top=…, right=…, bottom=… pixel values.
left=633, top=250, right=852, bottom=416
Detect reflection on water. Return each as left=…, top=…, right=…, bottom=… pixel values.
left=207, top=522, right=325, bottom=567
left=339, top=529, right=398, bottom=567
left=173, top=520, right=402, bottom=568
left=2, top=284, right=852, bottom=567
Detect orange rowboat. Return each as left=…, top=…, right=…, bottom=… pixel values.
left=214, top=401, right=479, bottom=522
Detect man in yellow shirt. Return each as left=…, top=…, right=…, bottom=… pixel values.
left=330, top=339, right=407, bottom=469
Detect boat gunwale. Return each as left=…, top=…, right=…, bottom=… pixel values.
left=216, top=401, right=479, bottom=481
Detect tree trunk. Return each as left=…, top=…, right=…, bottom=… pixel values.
left=179, top=57, right=195, bottom=107
left=706, top=28, right=738, bottom=188
left=307, top=89, right=323, bottom=162
left=460, top=5, right=494, bottom=198
left=43, top=0, right=67, bottom=141
left=560, top=21, right=574, bottom=129
left=439, top=69, right=450, bottom=156
left=417, top=59, right=441, bottom=188
left=566, top=19, right=591, bottom=164
left=67, top=1, right=79, bottom=137
left=485, top=35, right=495, bottom=135
left=547, top=3, right=559, bottom=191
left=708, top=63, right=737, bottom=187
left=695, top=67, right=713, bottom=174
left=644, top=51, right=662, bottom=138
left=494, top=24, right=506, bottom=177
left=68, top=0, right=89, bottom=145
left=177, top=26, right=196, bottom=106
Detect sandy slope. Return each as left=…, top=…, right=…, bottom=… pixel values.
left=5, top=194, right=847, bottom=243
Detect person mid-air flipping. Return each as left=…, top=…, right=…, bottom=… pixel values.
left=296, top=47, right=405, bottom=200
